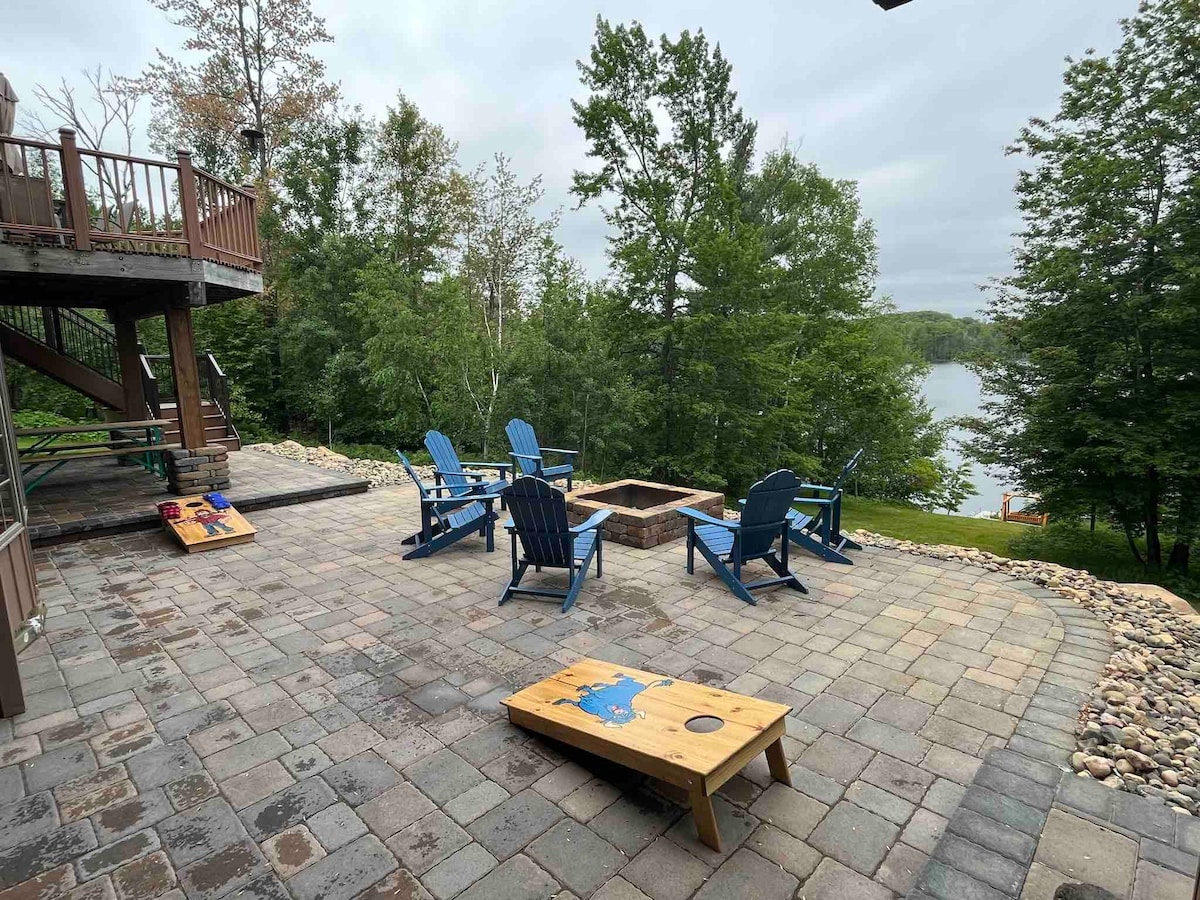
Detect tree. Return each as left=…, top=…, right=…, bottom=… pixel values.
left=461, top=155, right=557, bottom=452
left=140, top=0, right=338, bottom=181
left=24, top=68, right=141, bottom=205
left=573, top=19, right=766, bottom=482
left=368, top=95, right=467, bottom=281
left=968, top=0, right=1200, bottom=571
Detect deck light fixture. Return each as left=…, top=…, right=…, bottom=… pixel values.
left=240, top=127, right=265, bottom=156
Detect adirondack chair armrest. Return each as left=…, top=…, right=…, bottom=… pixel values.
left=510, top=452, right=543, bottom=462
left=460, top=461, right=513, bottom=473
left=421, top=483, right=472, bottom=495
left=539, top=447, right=578, bottom=456
left=422, top=494, right=499, bottom=513
left=678, top=507, right=736, bottom=530
left=434, top=469, right=486, bottom=481
left=570, top=509, right=613, bottom=534
left=792, top=496, right=835, bottom=506
left=799, top=483, right=837, bottom=494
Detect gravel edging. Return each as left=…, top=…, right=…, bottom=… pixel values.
left=245, top=441, right=424, bottom=487
left=245, top=440, right=601, bottom=492
left=855, top=530, right=1200, bottom=818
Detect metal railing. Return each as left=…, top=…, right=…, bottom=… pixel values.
left=139, top=351, right=234, bottom=438
left=0, top=305, right=119, bottom=381
left=0, top=128, right=261, bottom=270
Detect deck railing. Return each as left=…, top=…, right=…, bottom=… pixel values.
left=0, top=128, right=261, bottom=271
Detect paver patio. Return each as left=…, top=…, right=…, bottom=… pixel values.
left=3, top=478, right=1196, bottom=899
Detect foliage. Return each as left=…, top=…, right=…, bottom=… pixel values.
left=571, top=19, right=947, bottom=498
left=11, top=410, right=85, bottom=430
left=966, top=0, right=1200, bottom=574
left=139, top=0, right=338, bottom=181
left=883, top=311, right=1004, bottom=363
left=12, top=10, right=963, bottom=515
left=6, top=362, right=98, bottom=421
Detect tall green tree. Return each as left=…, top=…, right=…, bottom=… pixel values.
left=572, top=19, right=758, bottom=481
left=368, top=95, right=468, bottom=280
left=968, top=0, right=1200, bottom=571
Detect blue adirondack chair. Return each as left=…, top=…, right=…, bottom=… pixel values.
left=396, top=453, right=500, bottom=560
left=424, top=431, right=511, bottom=505
left=499, top=476, right=613, bottom=612
left=785, top=449, right=864, bottom=565
left=505, top=418, right=577, bottom=490
left=681, top=470, right=808, bottom=606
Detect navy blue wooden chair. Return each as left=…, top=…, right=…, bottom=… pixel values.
left=424, top=431, right=511, bottom=504
left=396, top=453, right=500, bottom=560
left=505, top=418, right=577, bottom=490
left=681, top=470, right=808, bottom=606
left=499, top=476, right=612, bottom=612
left=785, top=449, right=864, bottom=565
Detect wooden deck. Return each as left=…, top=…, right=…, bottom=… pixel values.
left=0, top=128, right=262, bottom=283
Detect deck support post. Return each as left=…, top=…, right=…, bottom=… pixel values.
left=112, top=318, right=146, bottom=418
left=164, top=304, right=205, bottom=449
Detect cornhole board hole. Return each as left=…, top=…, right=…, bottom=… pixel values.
left=162, top=496, right=256, bottom=552
left=502, top=658, right=792, bottom=852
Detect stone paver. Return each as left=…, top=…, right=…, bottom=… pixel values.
left=8, top=479, right=1195, bottom=900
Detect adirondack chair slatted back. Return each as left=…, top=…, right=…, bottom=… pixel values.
left=740, top=470, right=803, bottom=557
left=396, top=453, right=430, bottom=501
left=832, top=449, right=864, bottom=491
left=505, top=419, right=542, bottom=477
left=424, top=431, right=471, bottom=497
left=506, top=477, right=572, bottom=567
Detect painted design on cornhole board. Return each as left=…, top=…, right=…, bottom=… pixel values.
left=553, top=672, right=674, bottom=728
left=161, top=495, right=257, bottom=552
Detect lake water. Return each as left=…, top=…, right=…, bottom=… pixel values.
left=921, top=362, right=1013, bottom=517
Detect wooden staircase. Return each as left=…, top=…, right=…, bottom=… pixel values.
left=0, top=305, right=239, bottom=449
left=159, top=400, right=240, bottom=452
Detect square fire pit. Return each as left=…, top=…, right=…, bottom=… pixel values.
left=567, top=479, right=725, bottom=549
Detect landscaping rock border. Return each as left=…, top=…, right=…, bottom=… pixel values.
left=855, top=530, right=1200, bottom=816
left=245, top=440, right=599, bottom=493
left=245, top=441, right=426, bottom=487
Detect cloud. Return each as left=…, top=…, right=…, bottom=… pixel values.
left=3, top=0, right=1133, bottom=316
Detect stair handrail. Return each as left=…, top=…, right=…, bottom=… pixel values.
left=201, top=350, right=238, bottom=444
left=138, top=351, right=161, bottom=418
left=0, top=305, right=119, bottom=382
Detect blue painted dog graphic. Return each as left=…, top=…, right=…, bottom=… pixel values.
left=554, top=673, right=673, bottom=728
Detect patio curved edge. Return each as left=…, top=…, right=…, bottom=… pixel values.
left=907, top=579, right=1197, bottom=900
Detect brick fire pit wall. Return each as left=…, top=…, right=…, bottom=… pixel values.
left=566, top=479, right=725, bottom=549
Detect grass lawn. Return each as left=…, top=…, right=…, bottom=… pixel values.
left=839, top=496, right=1022, bottom=557
left=838, top=495, right=1200, bottom=604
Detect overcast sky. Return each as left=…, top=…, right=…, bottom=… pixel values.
left=5, top=0, right=1133, bottom=316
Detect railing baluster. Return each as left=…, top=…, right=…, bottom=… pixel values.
left=20, top=146, right=33, bottom=224
left=127, top=161, right=141, bottom=234
left=144, top=165, right=156, bottom=236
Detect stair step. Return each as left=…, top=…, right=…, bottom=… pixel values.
left=163, top=426, right=231, bottom=438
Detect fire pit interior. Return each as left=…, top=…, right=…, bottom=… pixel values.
left=582, top=483, right=693, bottom=510
left=567, top=478, right=725, bottom=549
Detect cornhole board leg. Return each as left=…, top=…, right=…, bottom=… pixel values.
left=692, top=725, right=792, bottom=851
left=690, top=786, right=721, bottom=853
left=766, top=737, right=792, bottom=786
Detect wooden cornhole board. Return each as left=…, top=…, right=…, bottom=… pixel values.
left=162, top=495, right=256, bottom=553
left=502, top=658, right=792, bottom=852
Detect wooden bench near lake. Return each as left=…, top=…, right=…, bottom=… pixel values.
left=502, top=658, right=793, bottom=852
